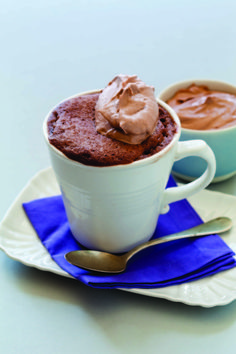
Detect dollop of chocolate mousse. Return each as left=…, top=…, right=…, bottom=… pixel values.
left=47, top=93, right=176, bottom=167
left=95, top=75, right=159, bottom=144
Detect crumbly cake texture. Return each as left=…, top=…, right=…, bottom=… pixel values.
left=47, top=93, right=177, bottom=167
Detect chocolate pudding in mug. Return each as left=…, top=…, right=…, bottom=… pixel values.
left=167, top=84, right=236, bottom=131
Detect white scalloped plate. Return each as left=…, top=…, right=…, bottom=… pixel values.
left=1, top=167, right=236, bottom=307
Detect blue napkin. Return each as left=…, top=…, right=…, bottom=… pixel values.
left=22, top=176, right=236, bottom=289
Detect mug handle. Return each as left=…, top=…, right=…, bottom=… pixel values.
left=161, top=140, right=216, bottom=212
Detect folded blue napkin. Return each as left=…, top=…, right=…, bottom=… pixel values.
left=23, top=176, right=236, bottom=289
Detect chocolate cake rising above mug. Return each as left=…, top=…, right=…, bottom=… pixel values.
left=44, top=75, right=216, bottom=253
left=47, top=75, right=177, bottom=166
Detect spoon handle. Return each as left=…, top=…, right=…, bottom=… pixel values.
left=125, top=217, right=232, bottom=261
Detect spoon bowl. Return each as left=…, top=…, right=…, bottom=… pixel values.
left=65, top=217, right=232, bottom=273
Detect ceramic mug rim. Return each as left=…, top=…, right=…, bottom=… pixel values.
left=43, top=90, right=181, bottom=170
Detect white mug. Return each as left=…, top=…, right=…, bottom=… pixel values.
left=43, top=91, right=216, bottom=253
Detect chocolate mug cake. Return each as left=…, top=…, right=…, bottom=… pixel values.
left=44, top=75, right=216, bottom=252
left=47, top=75, right=177, bottom=166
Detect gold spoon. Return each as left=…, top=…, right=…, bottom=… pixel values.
left=65, top=217, right=232, bottom=273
